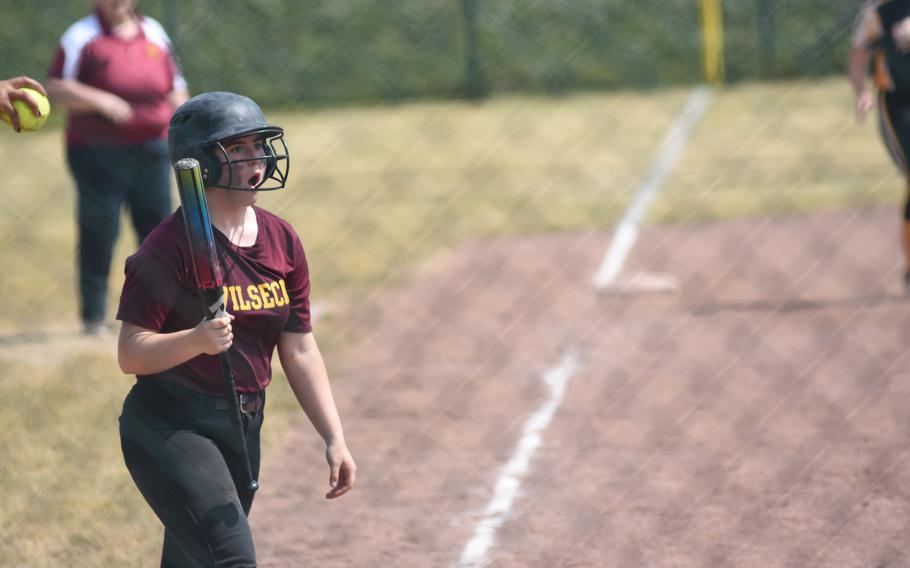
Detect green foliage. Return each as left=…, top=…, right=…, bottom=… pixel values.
left=723, top=0, right=857, bottom=81
left=0, top=0, right=858, bottom=106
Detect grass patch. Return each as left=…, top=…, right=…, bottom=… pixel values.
left=0, top=355, right=159, bottom=567
left=656, top=79, right=900, bottom=223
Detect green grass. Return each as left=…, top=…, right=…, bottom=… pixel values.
left=0, top=78, right=900, bottom=566
left=0, top=355, right=159, bottom=567
left=656, top=80, right=900, bottom=222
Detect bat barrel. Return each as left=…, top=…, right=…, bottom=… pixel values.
left=174, top=157, right=223, bottom=290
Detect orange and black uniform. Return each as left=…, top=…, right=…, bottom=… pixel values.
left=856, top=0, right=910, bottom=218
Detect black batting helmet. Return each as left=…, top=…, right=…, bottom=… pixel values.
left=168, top=91, right=289, bottom=191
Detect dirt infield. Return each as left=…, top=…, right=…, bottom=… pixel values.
left=252, top=206, right=910, bottom=567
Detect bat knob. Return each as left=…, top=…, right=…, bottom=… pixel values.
left=175, top=157, right=200, bottom=171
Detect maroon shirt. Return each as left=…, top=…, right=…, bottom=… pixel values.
left=47, top=10, right=187, bottom=147
left=117, top=207, right=312, bottom=394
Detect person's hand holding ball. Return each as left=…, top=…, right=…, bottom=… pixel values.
left=0, top=76, right=50, bottom=133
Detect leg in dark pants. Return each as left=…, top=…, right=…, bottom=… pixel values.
left=120, top=382, right=262, bottom=568
left=67, top=146, right=126, bottom=326
left=879, top=91, right=910, bottom=286
left=66, top=142, right=172, bottom=327
left=126, top=139, right=173, bottom=242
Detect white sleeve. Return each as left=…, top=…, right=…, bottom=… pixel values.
left=58, top=14, right=103, bottom=80
left=141, top=16, right=188, bottom=92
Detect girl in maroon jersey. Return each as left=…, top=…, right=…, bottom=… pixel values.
left=116, top=92, right=356, bottom=567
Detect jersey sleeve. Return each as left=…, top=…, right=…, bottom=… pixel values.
left=48, top=15, right=101, bottom=81
left=283, top=233, right=312, bottom=333
left=141, top=16, right=188, bottom=93
left=853, top=1, right=884, bottom=49
left=116, top=245, right=186, bottom=332
left=167, top=51, right=188, bottom=93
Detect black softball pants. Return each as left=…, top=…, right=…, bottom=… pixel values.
left=66, top=140, right=172, bottom=325
left=879, top=90, right=910, bottom=220
left=119, top=380, right=264, bottom=568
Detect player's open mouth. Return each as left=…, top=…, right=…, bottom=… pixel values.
left=247, top=173, right=261, bottom=188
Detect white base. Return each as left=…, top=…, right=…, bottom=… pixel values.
left=593, top=271, right=680, bottom=293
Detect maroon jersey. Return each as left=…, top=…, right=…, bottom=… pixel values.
left=117, top=207, right=312, bottom=394
left=47, top=10, right=187, bottom=147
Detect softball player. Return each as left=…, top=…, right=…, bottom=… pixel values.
left=117, top=92, right=356, bottom=567
left=47, top=0, right=189, bottom=335
left=849, top=0, right=910, bottom=290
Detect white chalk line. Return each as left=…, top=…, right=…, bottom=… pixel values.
left=453, top=87, right=710, bottom=567
left=454, top=350, right=581, bottom=568
left=592, top=86, right=712, bottom=290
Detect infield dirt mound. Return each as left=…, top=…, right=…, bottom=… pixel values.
left=253, top=206, right=910, bottom=568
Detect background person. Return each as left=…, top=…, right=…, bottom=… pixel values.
left=849, top=0, right=910, bottom=290
left=116, top=91, right=356, bottom=567
left=46, top=0, right=189, bottom=334
left=0, top=76, right=48, bottom=132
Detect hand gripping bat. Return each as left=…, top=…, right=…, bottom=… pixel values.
left=174, top=158, right=259, bottom=493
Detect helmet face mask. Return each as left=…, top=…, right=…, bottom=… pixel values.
left=207, top=130, right=289, bottom=191
left=169, top=92, right=290, bottom=191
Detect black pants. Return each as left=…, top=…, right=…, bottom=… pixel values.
left=879, top=90, right=910, bottom=220
left=119, top=380, right=264, bottom=568
left=66, top=140, right=172, bottom=324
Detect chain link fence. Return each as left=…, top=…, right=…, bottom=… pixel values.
left=3, top=0, right=862, bottom=105
left=4, top=1, right=910, bottom=567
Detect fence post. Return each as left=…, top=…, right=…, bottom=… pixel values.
left=758, top=0, right=776, bottom=77
left=462, top=0, right=488, bottom=99
left=164, top=0, right=177, bottom=43
left=699, top=0, right=725, bottom=85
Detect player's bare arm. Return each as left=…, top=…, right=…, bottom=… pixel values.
left=848, top=45, right=876, bottom=121
left=848, top=2, right=883, bottom=121
left=118, top=317, right=234, bottom=375
left=277, top=331, right=357, bottom=499
left=46, top=78, right=133, bottom=124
